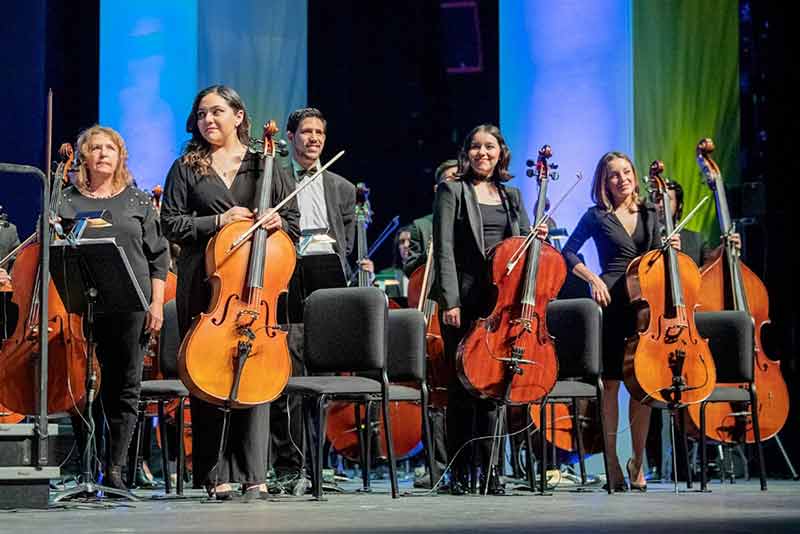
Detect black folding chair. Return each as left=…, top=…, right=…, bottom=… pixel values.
left=695, top=310, right=767, bottom=491
left=129, top=300, right=189, bottom=495
left=355, top=309, right=438, bottom=492
left=529, top=298, right=611, bottom=495
left=284, top=287, right=399, bottom=499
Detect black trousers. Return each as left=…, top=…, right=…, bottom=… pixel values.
left=269, top=323, right=305, bottom=476
left=440, top=310, right=499, bottom=479
left=176, top=261, right=269, bottom=488
left=190, top=397, right=269, bottom=487
left=72, top=310, right=147, bottom=469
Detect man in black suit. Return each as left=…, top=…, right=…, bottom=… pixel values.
left=269, top=108, right=372, bottom=492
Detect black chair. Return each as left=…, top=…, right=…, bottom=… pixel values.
left=284, top=287, right=399, bottom=499
left=357, top=309, right=438, bottom=493
left=129, top=300, right=189, bottom=495
left=529, top=298, right=611, bottom=495
left=695, top=310, right=767, bottom=491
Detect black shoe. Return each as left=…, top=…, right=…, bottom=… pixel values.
left=106, top=466, right=128, bottom=491
left=479, top=467, right=505, bottom=496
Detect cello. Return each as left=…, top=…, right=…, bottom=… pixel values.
left=178, top=121, right=294, bottom=407
left=406, top=242, right=448, bottom=408
left=0, top=144, right=93, bottom=415
left=686, top=138, right=789, bottom=443
left=457, top=145, right=564, bottom=404
left=623, top=161, right=716, bottom=408
left=326, top=183, right=422, bottom=462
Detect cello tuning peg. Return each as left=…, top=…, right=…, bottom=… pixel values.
left=526, top=169, right=535, bottom=178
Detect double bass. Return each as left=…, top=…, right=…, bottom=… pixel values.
left=178, top=121, right=294, bottom=407
left=687, top=139, right=789, bottom=443
left=457, top=145, right=563, bottom=404
left=0, top=144, right=93, bottom=415
left=623, top=161, right=716, bottom=408
left=326, top=183, right=423, bottom=461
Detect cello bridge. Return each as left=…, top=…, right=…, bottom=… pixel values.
left=236, top=309, right=259, bottom=328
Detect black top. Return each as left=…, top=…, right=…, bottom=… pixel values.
left=432, top=179, right=530, bottom=311
left=561, top=204, right=661, bottom=289
left=161, top=151, right=300, bottom=252
left=679, top=229, right=711, bottom=267
left=58, top=185, right=170, bottom=302
left=479, top=202, right=510, bottom=251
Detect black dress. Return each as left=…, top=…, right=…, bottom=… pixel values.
left=161, top=151, right=300, bottom=488
left=561, top=204, right=661, bottom=380
left=58, top=185, right=169, bottom=468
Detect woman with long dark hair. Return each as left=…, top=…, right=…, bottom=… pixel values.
left=161, top=85, right=300, bottom=500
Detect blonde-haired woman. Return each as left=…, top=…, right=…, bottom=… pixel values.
left=59, top=125, right=169, bottom=490
left=561, top=151, right=680, bottom=492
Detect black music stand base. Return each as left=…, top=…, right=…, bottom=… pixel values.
left=53, top=287, right=137, bottom=503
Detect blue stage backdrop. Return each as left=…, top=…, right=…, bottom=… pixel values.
left=100, top=0, right=307, bottom=191
left=500, top=0, right=635, bottom=469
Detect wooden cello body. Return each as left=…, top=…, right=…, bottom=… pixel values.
left=686, top=139, right=789, bottom=443
left=457, top=145, right=563, bottom=405
left=0, top=144, right=93, bottom=415
left=622, top=161, right=716, bottom=408
left=178, top=122, right=294, bottom=407
left=407, top=244, right=449, bottom=408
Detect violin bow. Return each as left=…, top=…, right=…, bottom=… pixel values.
left=226, top=150, right=345, bottom=255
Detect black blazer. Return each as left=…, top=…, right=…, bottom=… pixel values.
left=281, top=162, right=356, bottom=276
left=321, top=170, right=356, bottom=276
left=432, top=179, right=531, bottom=311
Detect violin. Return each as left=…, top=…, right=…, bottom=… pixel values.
left=457, top=145, right=564, bottom=404
left=407, top=242, right=448, bottom=408
left=178, top=121, right=294, bottom=407
left=686, top=139, right=789, bottom=443
left=622, top=161, right=716, bottom=408
left=0, top=143, right=94, bottom=415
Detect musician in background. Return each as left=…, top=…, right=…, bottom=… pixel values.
left=375, top=226, right=412, bottom=299
left=433, top=125, right=546, bottom=494
left=58, top=125, right=169, bottom=490
left=0, top=210, right=20, bottom=339
left=161, top=85, right=300, bottom=500
left=560, top=152, right=680, bottom=492
left=404, top=160, right=458, bottom=276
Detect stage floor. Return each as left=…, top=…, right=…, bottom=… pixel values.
left=2, top=478, right=799, bottom=533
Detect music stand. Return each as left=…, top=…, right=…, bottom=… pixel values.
left=49, top=237, right=147, bottom=502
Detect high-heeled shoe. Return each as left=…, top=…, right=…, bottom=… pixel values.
left=626, top=459, right=647, bottom=492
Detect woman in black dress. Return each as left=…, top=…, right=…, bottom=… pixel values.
left=561, top=152, right=680, bottom=491
left=59, top=125, right=170, bottom=490
left=433, top=124, right=546, bottom=494
left=161, top=85, right=299, bottom=500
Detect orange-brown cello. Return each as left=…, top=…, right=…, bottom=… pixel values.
left=686, top=139, right=789, bottom=443
left=623, top=161, right=716, bottom=408
left=178, top=121, right=294, bottom=407
left=457, top=145, right=563, bottom=404
left=0, top=144, right=94, bottom=415
left=407, top=242, right=449, bottom=408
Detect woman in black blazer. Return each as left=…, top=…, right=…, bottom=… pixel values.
left=433, top=124, right=546, bottom=494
